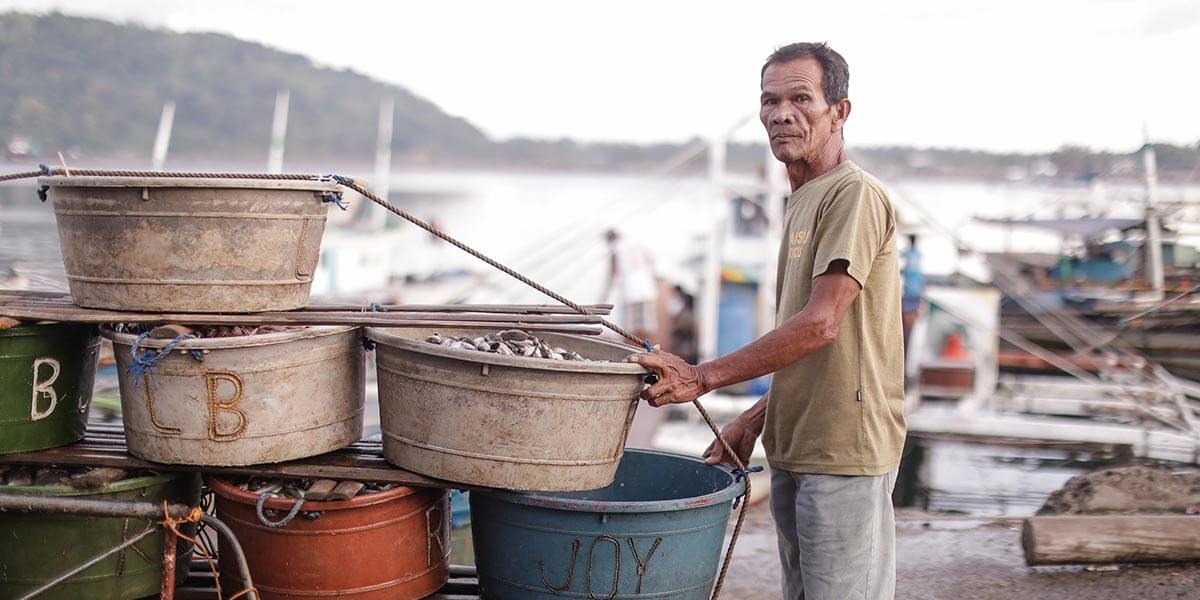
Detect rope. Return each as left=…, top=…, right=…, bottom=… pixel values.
left=128, top=332, right=196, bottom=379
left=9, top=165, right=751, bottom=598
left=0, top=169, right=44, bottom=182
left=255, top=492, right=305, bottom=528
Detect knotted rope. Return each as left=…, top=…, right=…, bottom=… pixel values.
left=160, top=501, right=257, bottom=600
left=9, top=166, right=753, bottom=598
left=128, top=331, right=200, bottom=379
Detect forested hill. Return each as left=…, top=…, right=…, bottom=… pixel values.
left=0, top=12, right=494, bottom=163
left=2, top=12, right=1197, bottom=179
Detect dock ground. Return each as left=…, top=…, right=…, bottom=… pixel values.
left=721, top=502, right=1200, bottom=599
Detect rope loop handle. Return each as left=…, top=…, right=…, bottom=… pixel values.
left=128, top=332, right=199, bottom=379
left=730, top=465, right=763, bottom=509
left=255, top=492, right=305, bottom=528
left=320, top=191, right=349, bottom=210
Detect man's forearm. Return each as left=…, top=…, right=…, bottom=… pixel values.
left=696, top=308, right=838, bottom=394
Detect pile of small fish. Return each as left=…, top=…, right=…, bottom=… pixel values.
left=112, top=323, right=301, bottom=339
left=1, top=465, right=135, bottom=489
left=237, top=477, right=396, bottom=501
left=425, top=329, right=591, bottom=361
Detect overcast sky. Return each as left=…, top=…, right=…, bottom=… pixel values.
left=2, top=0, right=1197, bottom=152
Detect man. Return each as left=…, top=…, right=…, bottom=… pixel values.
left=628, top=42, right=905, bottom=600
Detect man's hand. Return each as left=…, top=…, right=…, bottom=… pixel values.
left=625, top=350, right=708, bottom=407
left=703, top=419, right=760, bottom=467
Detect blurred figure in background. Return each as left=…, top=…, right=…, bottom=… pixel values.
left=603, top=229, right=659, bottom=343
left=901, top=233, right=925, bottom=345
left=604, top=228, right=664, bottom=448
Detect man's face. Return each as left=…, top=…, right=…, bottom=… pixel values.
left=759, top=57, right=844, bottom=165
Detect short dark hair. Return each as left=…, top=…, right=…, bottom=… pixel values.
left=761, top=42, right=849, bottom=104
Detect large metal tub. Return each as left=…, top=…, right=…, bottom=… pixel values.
left=367, top=328, right=646, bottom=491
left=104, top=326, right=364, bottom=466
left=211, top=477, right=450, bottom=600
left=0, top=323, right=99, bottom=454
left=470, top=449, right=744, bottom=599
left=41, top=176, right=337, bottom=312
left=0, top=472, right=200, bottom=600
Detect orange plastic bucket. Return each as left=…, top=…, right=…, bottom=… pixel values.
left=210, top=478, right=449, bottom=599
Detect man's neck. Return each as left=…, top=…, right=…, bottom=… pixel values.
left=786, top=140, right=848, bottom=191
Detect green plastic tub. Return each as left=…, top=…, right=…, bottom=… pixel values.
left=0, top=472, right=199, bottom=599
left=0, top=323, right=100, bottom=454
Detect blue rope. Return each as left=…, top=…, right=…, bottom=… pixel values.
left=128, top=332, right=196, bottom=380
left=360, top=302, right=386, bottom=351
left=730, top=466, right=764, bottom=509
left=732, top=465, right=764, bottom=482
left=320, top=191, right=348, bottom=211
left=36, top=164, right=51, bottom=201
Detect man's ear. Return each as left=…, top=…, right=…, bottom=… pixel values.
left=832, top=99, right=852, bottom=132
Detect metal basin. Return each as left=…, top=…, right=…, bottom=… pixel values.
left=470, top=449, right=744, bottom=600
left=41, top=176, right=337, bottom=312
left=367, top=327, right=647, bottom=492
left=0, top=323, right=99, bottom=454
left=0, top=472, right=200, bottom=600
left=104, top=326, right=364, bottom=466
left=211, top=477, right=450, bottom=600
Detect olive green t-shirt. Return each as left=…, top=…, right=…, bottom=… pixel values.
left=763, top=160, right=906, bottom=476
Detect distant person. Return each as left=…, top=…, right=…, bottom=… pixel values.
left=901, top=233, right=924, bottom=344
left=602, top=229, right=658, bottom=342
left=901, top=234, right=924, bottom=303
left=629, top=43, right=905, bottom=600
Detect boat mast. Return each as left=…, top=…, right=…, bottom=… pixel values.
left=1142, top=136, right=1166, bottom=298
left=150, top=101, right=175, bottom=171
left=366, top=97, right=395, bottom=230
left=267, top=89, right=290, bottom=173
left=758, top=145, right=786, bottom=337
left=698, top=135, right=727, bottom=363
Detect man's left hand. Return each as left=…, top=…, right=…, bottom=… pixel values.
left=626, top=350, right=708, bottom=407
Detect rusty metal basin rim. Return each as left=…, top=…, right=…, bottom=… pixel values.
left=366, top=327, right=648, bottom=375
left=0, top=473, right=177, bottom=497
left=38, top=176, right=340, bottom=192
left=382, top=431, right=621, bottom=466
left=101, top=325, right=359, bottom=349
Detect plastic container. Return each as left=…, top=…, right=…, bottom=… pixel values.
left=470, top=449, right=744, bottom=599
left=0, top=472, right=199, bottom=600
left=41, top=176, right=337, bottom=312
left=211, top=477, right=450, bottom=600
left=0, top=323, right=99, bottom=454
left=103, top=326, right=364, bottom=466
left=367, top=327, right=647, bottom=491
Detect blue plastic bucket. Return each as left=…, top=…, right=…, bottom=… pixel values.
left=470, top=449, right=744, bottom=599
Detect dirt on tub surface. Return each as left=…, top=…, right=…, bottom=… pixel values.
left=718, top=502, right=1200, bottom=600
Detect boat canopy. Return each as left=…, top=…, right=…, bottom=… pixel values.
left=975, top=217, right=1144, bottom=237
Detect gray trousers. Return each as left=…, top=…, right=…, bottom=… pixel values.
left=769, top=467, right=898, bottom=600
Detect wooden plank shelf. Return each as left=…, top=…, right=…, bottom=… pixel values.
left=0, top=290, right=612, bottom=335
left=0, top=423, right=465, bottom=490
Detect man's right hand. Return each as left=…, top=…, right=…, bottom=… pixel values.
left=702, top=419, right=759, bottom=467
